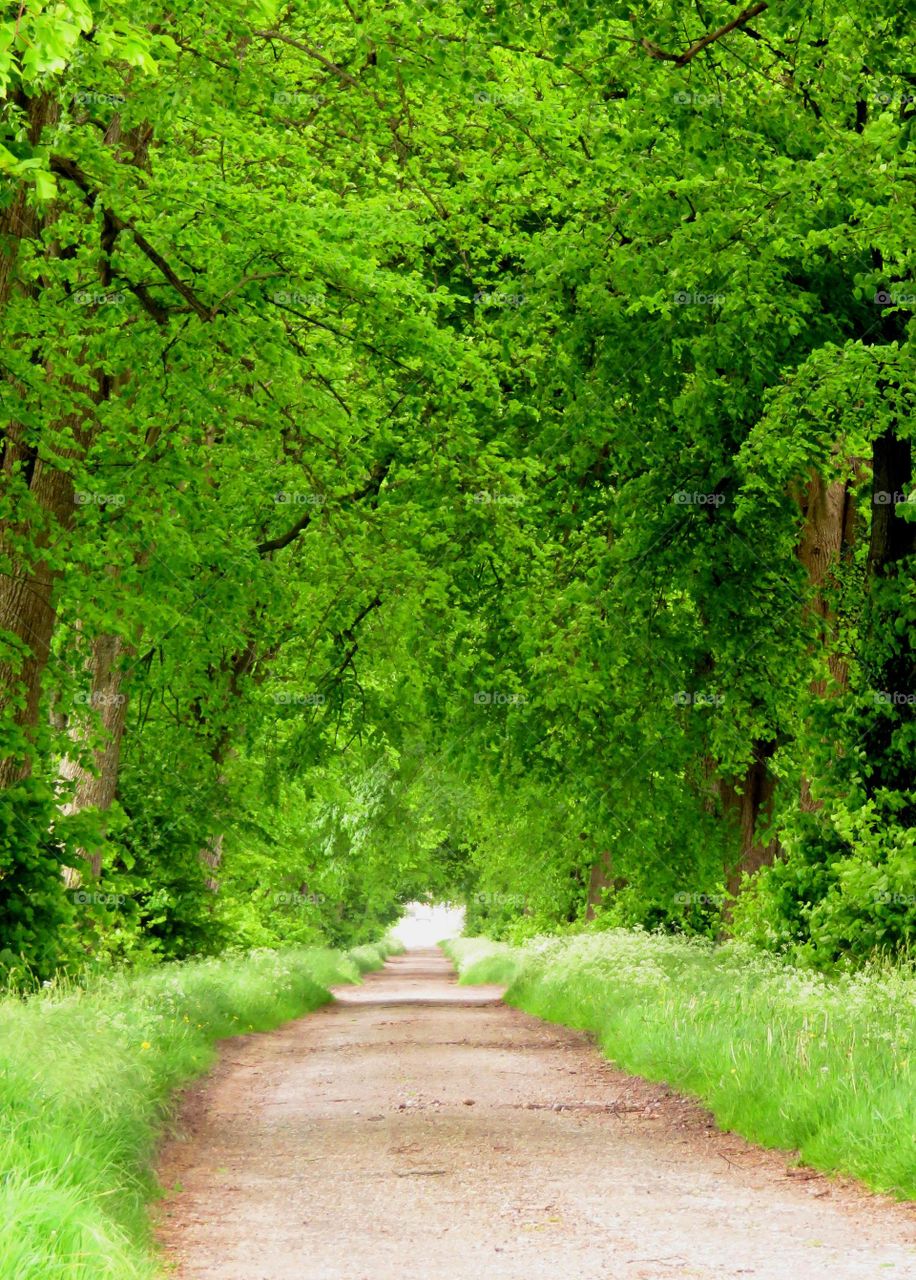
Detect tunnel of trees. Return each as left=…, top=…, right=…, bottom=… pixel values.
left=1, top=0, right=914, bottom=978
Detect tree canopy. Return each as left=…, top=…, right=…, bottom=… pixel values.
left=1, top=0, right=914, bottom=975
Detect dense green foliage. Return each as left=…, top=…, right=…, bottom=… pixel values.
left=0, top=941, right=396, bottom=1280
left=1, top=0, right=914, bottom=972
left=446, top=933, right=916, bottom=1198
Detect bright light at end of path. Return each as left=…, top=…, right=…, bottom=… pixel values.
left=391, top=902, right=465, bottom=949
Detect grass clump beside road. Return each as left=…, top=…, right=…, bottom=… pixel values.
left=446, top=931, right=916, bottom=1199
left=0, top=941, right=393, bottom=1280
left=349, top=937, right=404, bottom=972
left=441, top=936, right=526, bottom=986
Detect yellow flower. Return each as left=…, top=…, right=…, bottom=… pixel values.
left=141, top=1041, right=151, bottom=1051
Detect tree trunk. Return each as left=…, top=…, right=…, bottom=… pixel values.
left=585, top=848, right=614, bottom=919
left=794, top=468, right=858, bottom=810
left=0, top=102, right=152, bottom=788
left=0, top=448, right=80, bottom=786
left=58, top=633, right=131, bottom=879
left=720, top=467, right=859, bottom=882
left=719, top=742, right=780, bottom=900
left=0, top=97, right=72, bottom=785
left=199, top=830, right=224, bottom=894
left=795, top=468, right=856, bottom=695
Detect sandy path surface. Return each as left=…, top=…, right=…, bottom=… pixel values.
left=157, top=949, right=915, bottom=1280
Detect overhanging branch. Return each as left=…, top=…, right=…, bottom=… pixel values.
left=641, top=3, right=768, bottom=66
left=255, top=455, right=392, bottom=556
left=52, top=155, right=214, bottom=321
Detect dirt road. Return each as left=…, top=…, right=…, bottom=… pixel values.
left=157, top=949, right=915, bottom=1279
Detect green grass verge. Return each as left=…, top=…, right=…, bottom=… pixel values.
left=447, top=931, right=916, bottom=1199
left=349, top=935, right=403, bottom=972
left=0, top=941, right=392, bottom=1279
left=440, top=936, right=527, bottom=985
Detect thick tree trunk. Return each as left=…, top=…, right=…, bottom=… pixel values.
left=59, top=633, right=130, bottom=879
left=795, top=469, right=856, bottom=695
left=720, top=468, right=859, bottom=886
left=794, top=469, right=858, bottom=810
left=0, top=106, right=150, bottom=788
left=718, top=743, right=780, bottom=900
left=0, top=98, right=71, bottom=785
left=585, top=848, right=614, bottom=919
left=0, top=448, right=79, bottom=786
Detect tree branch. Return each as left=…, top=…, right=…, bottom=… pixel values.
left=641, top=3, right=768, bottom=66
left=337, top=594, right=382, bottom=646
left=329, top=595, right=383, bottom=682
left=255, top=455, right=392, bottom=556
left=51, top=155, right=212, bottom=321
left=253, top=29, right=366, bottom=93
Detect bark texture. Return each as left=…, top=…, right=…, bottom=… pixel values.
left=59, top=633, right=130, bottom=879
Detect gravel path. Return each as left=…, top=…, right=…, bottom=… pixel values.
left=156, top=948, right=916, bottom=1279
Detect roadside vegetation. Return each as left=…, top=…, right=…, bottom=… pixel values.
left=445, top=933, right=916, bottom=1199
left=0, top=941, right=398, bottom=1280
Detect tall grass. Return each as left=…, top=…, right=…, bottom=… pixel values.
left=441, top=936, right=526, bottom=985
left=349, top=941, right=397, bottom=972
left=446, top=931, right=916, bottom=1199
left=0, top=941, right=394, bottom=1279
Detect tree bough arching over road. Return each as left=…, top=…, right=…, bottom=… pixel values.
left=1, top=1, right=914, bottom=968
